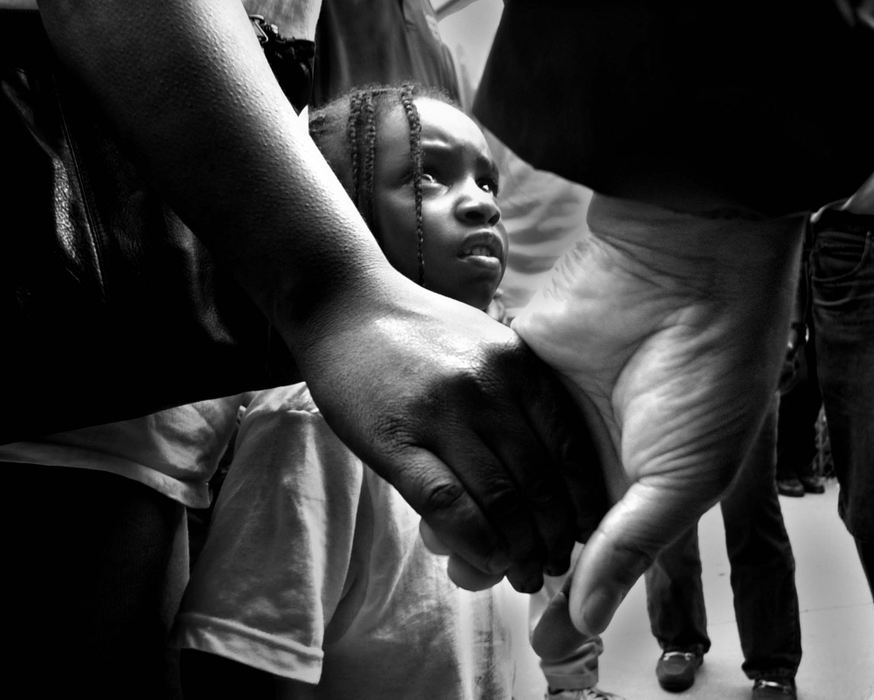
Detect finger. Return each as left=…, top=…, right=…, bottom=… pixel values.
left=381, top=446, right=512, bottom=577
left=434, top=433, right=547, bottom=592
left=478, top=406, right=575, bottom=581
left=420, top=520, right=504, bottom=590
left=567, top=479, right=722, bottom=636
left=512, top=346, right=612, bottom=551
left=419, top=519, right=451, bottom=555
left=486, top=342, right=611, bottom=569
left=447, top=553, right=504, bottom=591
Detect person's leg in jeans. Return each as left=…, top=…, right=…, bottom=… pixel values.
left=645, top=526, right=710, bottom=658
left=809, top=204, right=874, bottom=599
left=793, top=337, right=826, bottom=488
left=720, top=393, right=802, bottom=683
left=777, top=339, right=824, bottom=492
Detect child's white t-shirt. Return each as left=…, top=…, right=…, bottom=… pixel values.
left=174, top=382, right=514, bottom=699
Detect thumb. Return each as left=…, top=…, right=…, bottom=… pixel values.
left=566, top=481, right=715, bottom=636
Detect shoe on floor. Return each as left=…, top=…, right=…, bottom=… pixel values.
left=546, top=687, right=625, bottom=700
left=799, top=474, right=826, bottom=494
left=655, top=650, right=703, bottom=692
left=776, top=477, right=805, bottom=497
left=752, top=677, right=797, bottom=699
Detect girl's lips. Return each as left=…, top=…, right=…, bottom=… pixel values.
left=460, top=251, right=504, bottom=280
left=464, top=244, right=498, bottom=257
left=459, top=229, right=505, bottom=263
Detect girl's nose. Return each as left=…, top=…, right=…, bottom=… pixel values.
left=457, top=183, right=501, bottom=226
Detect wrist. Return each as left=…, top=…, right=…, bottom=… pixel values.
left=273, top=257, right=413, bottom=369
left=587, top=194, right=805, bottom=297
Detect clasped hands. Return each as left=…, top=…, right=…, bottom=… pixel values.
left=302, top=197, right=804, bottom=637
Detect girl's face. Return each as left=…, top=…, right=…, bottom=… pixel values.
left=371, top=97, right=507, bottom=311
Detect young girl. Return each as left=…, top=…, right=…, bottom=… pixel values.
left=174, top=83, right=514, bottom=700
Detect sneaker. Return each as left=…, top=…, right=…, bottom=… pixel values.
left=776, top=477, right=805, bottom=497
left=799, top=474, right=825, bottom=494
left=751, top=677, right=797, bottom=699
left=656, top=650, right=703, bottom=692
left=546, top=688, right=626, bottom=700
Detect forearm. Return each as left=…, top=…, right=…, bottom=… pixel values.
left=36, top=0, right=397, bottom=344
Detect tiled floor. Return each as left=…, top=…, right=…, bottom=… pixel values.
left=502, top=478, right=874, bottom=700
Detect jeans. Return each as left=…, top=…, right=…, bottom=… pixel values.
left=808, top=206, right=874, bottom=594
left=645, top=395, right=802, bottom=680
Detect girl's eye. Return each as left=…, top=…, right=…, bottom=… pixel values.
left=421, top=171, right=439, bottom=185
left=479, top=177, right=499, bottom=196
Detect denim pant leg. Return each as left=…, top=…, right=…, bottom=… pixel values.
left=645, top=525, right=710, bottom=656
left=720, top=394, right=802, bottom=680
left=809, top=217, right=874, bottom=591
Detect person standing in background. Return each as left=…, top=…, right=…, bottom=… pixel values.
left=644, top=395, right=801, bottom=700
left=807, top=170, right=874, bottom=595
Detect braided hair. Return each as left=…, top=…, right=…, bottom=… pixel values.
left=309, top=83, right=456, bottom=289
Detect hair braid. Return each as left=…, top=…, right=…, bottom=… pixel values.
left=361, top=91, right=378, bottom=234
left=346, top=93, right=362, bottom=210
left=319, top=83, right=447, bottom=284
left=399, top=83, right=425, bottom=287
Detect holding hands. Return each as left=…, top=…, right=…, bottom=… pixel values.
left=515, top=195, right=804, bottom=634
left=299, top=274, right=606, bottom=594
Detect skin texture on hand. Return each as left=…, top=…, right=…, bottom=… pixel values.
left=297, top=277, right=606, bottom=592
left=35, top=0, right=605, bottom=591
left=514, top=194, right=805, bottom=634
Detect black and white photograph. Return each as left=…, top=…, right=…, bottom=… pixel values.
left=2, top=1, right=872, bottom=698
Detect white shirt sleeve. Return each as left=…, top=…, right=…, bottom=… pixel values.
left=174, top=384, right=365, bottom=684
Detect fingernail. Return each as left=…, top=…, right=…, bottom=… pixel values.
left=578, top=586, right=621, bottom=635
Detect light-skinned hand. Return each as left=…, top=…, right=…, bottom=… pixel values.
left=514, top=194, right=804, bottom=634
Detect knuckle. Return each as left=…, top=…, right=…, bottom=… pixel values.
left=419, top=480, right=466, bottom=517
left=613, top=539, right=656, bottom=586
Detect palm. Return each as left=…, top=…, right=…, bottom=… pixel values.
left=514, top=208, right=804, bottom=633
